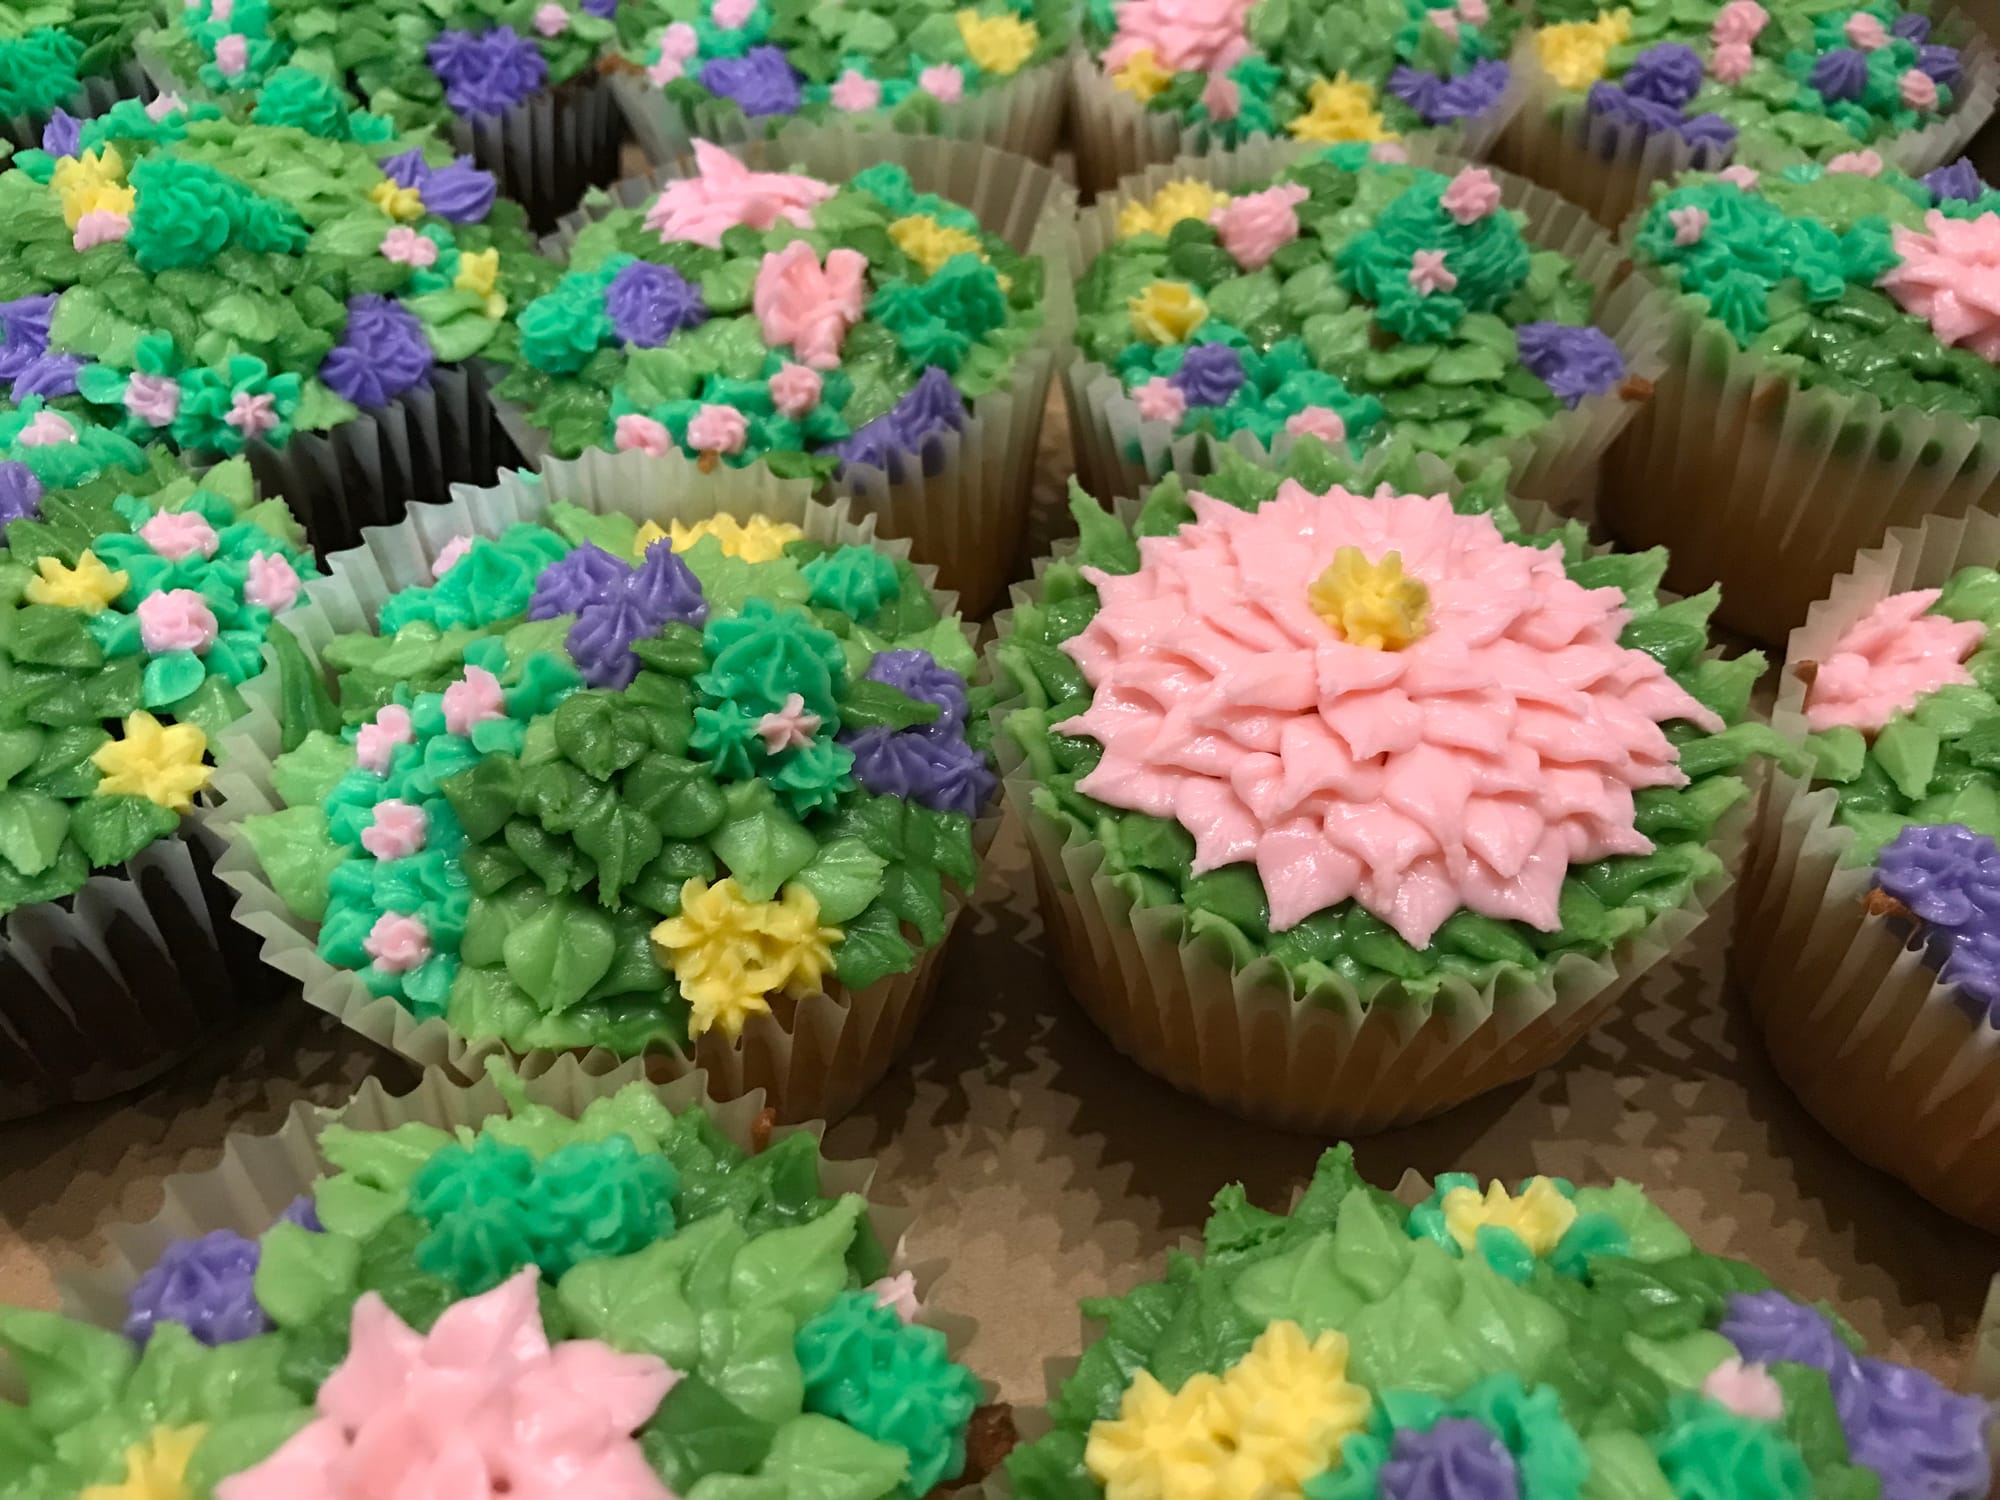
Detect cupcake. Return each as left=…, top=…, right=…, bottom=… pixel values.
left=1497, top=0, right=1998, bottom=228
left=495, top=133, right=1070, bottom=614
left=1005, top=1147, right=1992, bottom=1500
left=991, top=444, right=1778, bottom=1132
left=0, top=408, right=323, bottom=1119
left=0, top=86, right=556, bottom=557
left=1069, top=0, right=1524, bottom=196
left=208, top=458, right=1000, bottom=1123
left=3, top=1062, right=1008, bottom=1499
left=1067, top=143, right=1663, bottom=512
left=138, top=0, right=627, bottom=227
left=1603, top=157, right=2000, bottom=646
left=0, top=0, right=154, bottom=151
left=609, top=0, right=1071, bottom=167
left=1737, top=509, right=2000, bottom=1233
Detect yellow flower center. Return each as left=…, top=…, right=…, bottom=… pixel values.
left=1127, top=281, right=1208, bottom=345
left=1111, top=47, right=1173, bottom=101
left=889, top=214, right=991, bottom=280
left=1440, top=1176, right=1579, bottom=1257
left=1117, top=178, right=1231, bottom=240
left=1535, top=10, right=1632, bottom=90
left=1287, top=73, right=1394, bottom=143
left=661, top=514, right=804, bottom=563
left=1308, top=547, right=1429, bottom=650
left=80, top=1423, right=207, bottom=1500
left=25, top=548, right=129, bottom=613
left=369, top=178, right=426, bottom=222
left=956, top=8, right=1038, bottom=75
left=92, top=711, right=211, bottom=812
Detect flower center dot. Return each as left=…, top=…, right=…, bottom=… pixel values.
left=1308, top=546, right=1429, bottom=650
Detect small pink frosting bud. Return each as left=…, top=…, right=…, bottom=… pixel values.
left=1827, top=149, right=1884, bottom=176
left=125, top=371, right=180, bottom=427
left=214, top=32, right=249, bottom=76
left=444, top=665, right=507, bottom=738
left=361, top=799, right=430, bottom=860
left=1844, top=11, right=1888, bottom=48
left=1134, top=376, right=1186, bottom=424
left=769, top=361, right=823, bottom=419
left=355, top=704, right=415, bottom=776
left=364, top=911, right=431, bottom=973
left=146, top=92, right=184, bottom=120
left=381, top=225, right=438, bottom=266
left=1209, top=182, right=1309, bottom=270
left=73, top=210, right=129, bottom=251
left=1369, top=140, right=1410, bottom=164
left=1426, top=6, right=1459, bottom=38
left=660, top=20, right=699, bottom=57
left=869, top=1271, right=921, bottom=1323
left=1408, top=248, right=1457, bottom=295
left=755, top=693, right=821, bottom=753
left=18, top=409, right=75, bottom=447
left=1202, top=72, right=1239, bottom=121
left=919, top=63, right=964, bottom=102
left=431, top=534, right=474, bottom=579
left=830, top=69, right=883, bottom=112
left=647, top=52, right=685, bottom=83
left=1668, top=204, right=1710, bottom=245
left=1440, top=166, right=1501, bottom=225
left=533, top=1, right=569, bottom=34
left=1710, top=0, right=1767, bottom=44
left=137, top=589, right=219, bottom=655
left=1903, top=67, right=1939, bottom=109
left=1457, top=0, right=1488, bottom=22
left=226, top=391, right=279, bottom=439
left=1711, top=40, right=1753, bottom=84
left=687, top=403, right=749, bottom=455
left=614, top=412, right=674, bottom=457
left=213, top=0, right=234, bottom=19
left=1702, top=1357, right=1786, bottom=1422
left=243, top=551, right=302, bottom=613
left=140, top=510, right=220, bottom=561
left=1717, top=164, right=1761, bottom=189
left=1285, top=406, right=1348, bottom=445
left=712, top=0, right=755, bottom=27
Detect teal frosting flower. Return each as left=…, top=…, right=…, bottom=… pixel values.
left=1406, top=1172, right=1634, bottom=1282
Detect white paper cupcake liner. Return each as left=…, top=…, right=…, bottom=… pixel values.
left=499, top=126, right=1076, bottom=616
left=610, top=55, right=1067, bottom=171
left=207, top=452, right=1002, bottom=1124
left=1491, top=16, right=2000, bottom=230
left=449, top=73, right=626, bottom=233
left=990, top=489, right=1745, bottom=1135
left=1598, top=294, right=2000, bottom=648
left=0, top=59, right=155, bottom=153
left=1062, top=138, right=1671, bottom=513
left=1733, top=510, right=2000, bottom=1234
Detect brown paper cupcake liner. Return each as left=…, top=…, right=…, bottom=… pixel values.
left=990, top=491, right=1743, bottom=1135
left=1061, top=137, right=1670, bottom=513
left=449, top=73, right=626, bottom=234
left=207, top=454, right=1001, bottom=1124
left=497, top=126, right=1075, bottom=616
left=0, top=60, right=155, bottom=153
left=1733, top=510, right=2000, bottom=1234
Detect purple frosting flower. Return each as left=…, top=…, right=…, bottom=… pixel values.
left=0, top=461, right=43, bottom=526
left=1379, top=1418, right=1522, bottom=1500
left=570, top=594, right=659, bottom=689
left=540, top=540, right=707, bottom=687
left=1895, top=12, right=1931, bottom=41
left=700, top=44, right=802, bottom=117
left=606, top=260, right=707, bottom=348
left=1387, top=59, right=1511, bottom=124
left=1587, top=81, right=1737, bottom=152
left=529, top=542, right=632, bottom=618
left=12, top=353, right=83, bottom=401
left=865, top=649, right=968, bottom=735
left=1920, top=43, right=1962, bottom=89
left=1811, top=48, right=1870, bottom=102
left=626, top=539, right=708, bottom=627
left=1925, top=157, right=1984, bottom=202
left=380, top=147, right=499, bottom=224
left=841, top=726, right=995, bottom=814
left=1677, top=110, right=1738, bottom=151
left=582, top=0, right=618, bottom=15
left=833, top=366, right=966, bottom=476
left=0, top=294, right=57, bottom=385
left=1516, top=323, right=1625, bottom=407
left=123, top=1230, right=269, bottom=1347
left=1875, top=824, right=2000, bottom=927
left=319, top=294, right=435, bottom=408
left=1171, top=344, right=1246, bottom=407
left=40, top=108, right=80, bottom=159
left=428, top=26, right=549, bottom=118
left=1621, top=43, right=1704, bottom=109
left=278, top=1195, right=321, bottom=1231
left=1719, top=1290, right=1860, bottom=1377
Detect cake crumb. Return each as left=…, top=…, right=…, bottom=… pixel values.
left=750, top=1106, right=777, bottom=1152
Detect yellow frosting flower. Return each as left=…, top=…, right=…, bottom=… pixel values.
left=25, top=548, right=129, bottom=613
left=454, top=247, right=505, bottom=317
left=1211, top=1322, right=1371, bottom=1495
left=52, top=146, right=132, bottom=228
left=890, top=214, right=990, bottom=280
left=1085, top=1370, right=1234, bottom=1500
left=1287, top=73, right=1393, bottom=142
left=80, top=1423, right=207, bottom=1500
left=1112, top=47, right=1173, bottom=101
left=1117, top=179, right=1232, bottom=240
left=1128, top=281, right=1208, bottom=345
left=1535, top=10, right=1631, bottom=90
left=1308, top=547, right=1430, bottom=650
left=651, top=878, right=840, bottom=1039
left=369, top=177, right=425, bottom=222
left=667, top=514, right=805, bottom=563
left=1440, top=1175, right=1579, bottom=1256
left=93, top=712, right=211, bottom=812
left=957, top=8, right=1038, bottom=75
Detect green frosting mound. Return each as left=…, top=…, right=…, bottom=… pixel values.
left=0, top=1076, right=983, bottom=1500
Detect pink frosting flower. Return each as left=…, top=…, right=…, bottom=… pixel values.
left=1882, top=211, right=2000, bottom=359
left=769, top=360, right=823, bottom=418
left=614, top=412, right=674, bottom=457
left=1439, top=166, right=1501, bottom=226
left=1369, top=141, right=1410, bottom=164
left=919, top=63, right=964, bottom=102
left=139, top=509, right=219, bottom=562
left=1055, top=485, right=1722, bottom=946
left=244, top=551, right=301, bottom=613
left=534, top=1, right=568, bottom=33
left=226, top=391, right=279, bottom=439
left=361, top=799, right=430, bottom=860
left=752, top=240, right=867, bottom=368
left=362, top=912, right=431, bottom=973
left=381, top=225, right=438, bottom=266
left=1844, top=11, right=1888, bottom=48
left=214, top=32, right=249, bottom=75
left=1202, top=72, right=1240, bottom=121
left=1408, top=248, right=1457, bottom=295
left=18, top=409, right=75, bottom=446
left=355, top=703, right=415, bottom=776
left=1426, top=6, right=1459, bottom=39
left=1827, top=149, right=1883, bottom=176
left=1710, top=0, right=1767, bottom=44
left=1104, top=0, right=1253, bottom=74
left=73, top=210, right=129, bottom=251
left=659, top=20, right=699, bottom=58
left=125, top=371, right=180, bottom=427
left=647, top=52, right=685, bottom=83
left=1702, top=1357, right=1786, bottom=1422
left=146, top=91, right=184, bottom=120
left=431, top=534, right=474, bottom=578
left=1285, top=406, right=1347, bottom=445
left=1803, top=588, right=1984, bottom=732
left=869, top=1271, right=921, bottom=1323
left=444, top=665, right=507, bottom=738
left=644, top=140, right=835, bottom=250
left=1717, top=163, right=1761, bottom=189
left=1903, top=67, right=1939, bottom=109
left=830, top=68, right=883, bottom=112
left=756, top=692, right=821, bottom=752
left=1209, top=182, right=1309, bottom=271
left=1668, top=204, right=1710, bottom=246
left=686, top=403, right=749, bottom=454
left=213, top=0, right=233, bottom=20
left=137, top=589, right=219, bottom=655
left=1711, top=40, right=1754, bottom=84
left=1134, top=376, right=1187, bottom=424
left=1457, top=0, right=1488, bottom=22
left=712, top=0, right=755, bottom=28
left=216, top=1271, right=675, bottom=1500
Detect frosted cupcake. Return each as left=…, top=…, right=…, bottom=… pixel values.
left=0, top=408, right=322, bottom=1118
left=990, top=445, right=1778, bottom=1131
left=0, top=0, right=153, bottom=150
left=1007, top=1146, right=1992, bottom=1500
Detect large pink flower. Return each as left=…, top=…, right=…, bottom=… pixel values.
left=1880, top=212, right=2000, bottom=360
left=1104, top=0, right=1254, bottom=74
left=217, top=1270, right=676, bottom=1500
left=752, top=241, right=868, bottom=368
left=1055, top=485, right=1724, bottom=947
left=643, top=139, right=835, bottom=250
left=1804, top=588, right=1983, bottom=733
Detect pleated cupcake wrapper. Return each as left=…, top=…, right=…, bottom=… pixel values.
left=1061, top=138, right=1671, bottom=513
left=1733, top=510, right=2000, bottom=1234
left=448, top=74, right=626, bottom=234
left=1491, top=18, right=2000, bottom=230
left=1597, top=287, right=2000, bottom=649
left=987, top=488, right=1742, bottom=1135
left=0, top=812, right=275, bottom=1123
left=609, top=57, right=1067, bottom=172
left=2, top=1058, right=971, bottom=1405
left=207, top=454, right=1000, bottom=1125
left=498, top=127, right=1076, bottom=617
left=0, top=60, right=155, bottom=154
left=1065, top=50, right=1530, bottom=200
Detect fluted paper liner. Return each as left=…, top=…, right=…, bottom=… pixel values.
left=1066, top=49, right=1530, bottom=198
left=1062, top=138, right=1671, bottom=513
left=208, top=453, right=1001, bottom=1124
left=1734, top=511, right=2000, bottom=1234
left=1490, top=19, right=2000, bottom=230
left=0, top=61, right=154, bottom=153
left=989, top=492, right=1743, bottom=1135
left=495, top=126, right=1075, bottom=617
left=610, top=56, right=1067, bottom=169
left=448, top=74, right=624, bottom=233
